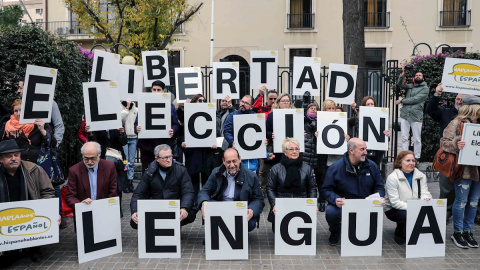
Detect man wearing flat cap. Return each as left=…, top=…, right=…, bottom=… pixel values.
left=0, top=139, right=57, bottom=263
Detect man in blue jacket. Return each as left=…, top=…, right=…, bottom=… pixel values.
left=321, top=138, right=385, bottom=246
left=197, top=148, right=265, bottom=231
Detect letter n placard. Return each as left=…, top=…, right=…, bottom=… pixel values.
left=341, top=199, right=383, bottom=257
left=274, top=198, right=317, bottom=255
left=205, top=201, right=248, bottom=260
left=137, top=200, right=181, bottom=258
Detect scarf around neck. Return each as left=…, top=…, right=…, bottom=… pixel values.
left=280, top=154, right=303, bottom=191
left=4, top=114, right=34, bottom=139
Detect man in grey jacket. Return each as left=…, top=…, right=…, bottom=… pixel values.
left=395, top=66, right=429, bottom=159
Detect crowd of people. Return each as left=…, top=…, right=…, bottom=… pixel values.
left=1, top=67, right=480, bottom=264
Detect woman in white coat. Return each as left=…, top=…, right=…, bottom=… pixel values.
left=384, top=150, right=432, bottom=245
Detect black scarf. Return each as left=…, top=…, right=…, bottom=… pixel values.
left=281, top=154, right=302, bottom=191
left=158, top=163, right=173, bottom=180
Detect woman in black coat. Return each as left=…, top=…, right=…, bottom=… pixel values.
left=266, top=138, right=317, bottom=232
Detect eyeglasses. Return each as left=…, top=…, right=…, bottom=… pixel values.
left=240, top=100, right=251, bottom=106
left=269, top=98, right=277, bottom=101
left=157, top=155, right=173, bottom=160
left=280, top=100, right=291, bottom=104
left=286, top=148, right=300, bottom=152
left=197, top=99, right=206, bottom=103
left=83, top=156, right=98, bottom=162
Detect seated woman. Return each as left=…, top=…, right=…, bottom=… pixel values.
left=384, top=150, right=431, bottom=245
left=266, top=138, right=317, bottom=232
left=1, top=99, right=55, bottom=163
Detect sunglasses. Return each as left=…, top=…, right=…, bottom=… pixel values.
left=197, top=99, right=206, bottom=103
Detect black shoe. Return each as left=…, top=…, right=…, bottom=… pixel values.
left=122, top=187, right=132, bottom=194
left=393, top=226, right=405, bottom=245
left=128, top=182, right=135, bottom=193
left=451, top=232, right=469, bottom=249
left=475, top=214, right=480, bottom=225
left=319, top=201, right=326, bottom=212
left=59, top=218, right=68, bottom=229
left=463, top=231, right=479, bottom=248
left=329, top=231, right=340, bottom=246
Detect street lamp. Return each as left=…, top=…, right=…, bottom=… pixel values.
left=111, top=43, right=136, bottom=65
left=435, top=44, right=453, bottom=55
left=411, top=43, right=432, bottom=56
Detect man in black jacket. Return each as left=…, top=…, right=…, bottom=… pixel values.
left=130, top=144, right=195, bottom=228
left=426, top=83, right=466, bottom=222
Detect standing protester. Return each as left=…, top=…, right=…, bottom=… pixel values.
left=252, top=86, right=277, bottom=119
left=136, top=80, right=179, bottom=171
left=78, top=117, right=88, bottom=144
left=175, top=102, right=185, bottom=163
left=121, top=100, right=138, bottom=193
left=426, top=83, right=466, bottom=222
left=440, top=96, right=480, bottom=249
left=395, top=66, right=429, bottom=160
left=218, top=95, right=235, bottom=137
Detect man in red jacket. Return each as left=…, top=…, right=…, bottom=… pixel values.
left=252, top=86, right=277, bottom=119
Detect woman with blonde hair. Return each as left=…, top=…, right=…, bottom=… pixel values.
left=441, top=95, right=480, bottom=249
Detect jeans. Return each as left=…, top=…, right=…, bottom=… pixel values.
left=325, top=204, right=342, bottom=233
left=122, top=138, right=137, bottom=180
left=453, top=178, right=480, bottom=232
left=400, top=118, right=422, bottom=159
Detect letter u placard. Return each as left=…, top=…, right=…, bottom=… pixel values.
left=341, top=199, right=383, bottom=257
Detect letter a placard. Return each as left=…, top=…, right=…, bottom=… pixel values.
left=341, top=199, right=383, bottom=257
left=75, top=197, right=122, bottom=263
left=137, top=200, right=181, bottom=258
left=275, top=198, right=317, bottom=255
left=406, top=199, right=446, bottom=258
left=292, top=57, right=321, bottom=96
left=205, top=201, right=248, bottom=260
left=326, top=63, right=358, bottom=105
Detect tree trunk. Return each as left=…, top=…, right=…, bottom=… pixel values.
left=343, top=0, right=366, bottom=101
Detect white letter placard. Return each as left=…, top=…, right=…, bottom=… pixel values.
left=137, top=200, right=181, bottom=259
left=118, top=65, right=143, bottom=101
left=20, top=65, right=58, bottom=124
left=272, top=108, right=305, bottom=153
left=83, top=81, right=122, bottom=132
left=292, top=57, right=321, bottom=96
left=250, top=51, right=278, bottom=90
left=441, top=58, right=480, bottom=94
left=341, top=199, right=383, bottom=257
left=205, top=201, right=248, bottom=260
left=274, top=198, right=317, bottom=256
left=459, top=123, right=480, bottom=166
left=359, top=106, right=389, bottom=151
left=185, top=103, right=217, bottom=147
left=137, top=93, right=171, bottom=139
left=142, top=50, right=170, bottom=88
left=0, top=198, right=59, bottom=252
left=75, top=197, right=122, bottom=264
left=91, top=50, right=120, bottom=82
left=326, top=63, right=358, bottom=105
left=406, top=199, right=447, bottom=258
left=233, top=114, right=266, bottom=159
left=316, top=111, right=348, bottom=155
left=175, top=67, right=203, bottom=103
left=212, top=62, right=240, bottom=100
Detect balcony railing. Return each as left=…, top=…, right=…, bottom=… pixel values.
left=365, top=12, right=390, bottom=28
left=440, top=10, right=471, bottom=27
left=33, top=21, right=98, bottom=35
left=287, top=13, right=315, bottom=29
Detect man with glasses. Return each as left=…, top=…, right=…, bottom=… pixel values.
left=218, top=95, right=235, bottom=136
left=252, top=86, right=278, bottom=120
left=130, top=144, right=195, bottom=228
left=66, top=141, right=118, bottom=212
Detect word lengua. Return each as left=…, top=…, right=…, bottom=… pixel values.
left=20, top=65, right=58, bottom=124
left=292, top=57, right=322, bottom=96
left=316, top=111, right=348, bottom=155
left=272, top=108, right=305, bottom=153
left=91, top=50, right=120, bottom=82
left=359, top=106, right=389, bottom=151
left=75, top=197, right=122, bottom=264
left=142, top=50, right=170, bottom=88
left=204, top=201, right=248, bottom=260
left=326, top=63, right=358, bottom=105
left=175, top=67, right=203, bottom=103
left=137, top=200, right=181, bottom=259
left=137, top=93, right=172, bottom=139
left=250, top=51, right=278, bottom=90
left=82, top=81, right=122, bottom=132
left=341, top=199, right=383, bottom=257
left=184, top=103, right=217, bottom=147
left=212, top=62, right=240, bottom=100
left=233, top=114, right=266, bottom=159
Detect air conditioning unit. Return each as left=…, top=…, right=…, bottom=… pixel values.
left=57, top=27, right=68, bottom=35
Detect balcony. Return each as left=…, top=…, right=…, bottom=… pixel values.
left=34, top=21, right=98, bottom=36
left=287, top=13, right=315, bottom=29
left=440, top=10, right=471, bottom=27
left=365, top=12, right=390, bottom=28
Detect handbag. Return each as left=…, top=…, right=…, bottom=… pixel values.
left=433, top=118, right=464, bottom=181
left=37, top=133, right=65, bottom=186
left=61, top=185, right=73, bottom=217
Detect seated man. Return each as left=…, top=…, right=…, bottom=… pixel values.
left=321, top=138, right=385, bottom=246
left=0, top=139, right=57, bottom=263
left=66, top=142, right=118, bottom=211
left=197, top=148, right=265, bottom=232
left=130, top=144, right=196, bottom=228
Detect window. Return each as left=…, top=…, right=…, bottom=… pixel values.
left=365, top=48, right=386, bottom=68
left=289, top=48, right=312, bottom=68
left=442, top=46, right=466, bottom=54
left=440, top=0, right=470, bottom=26
left=364, top=0, right=389, bottom=27
left=36, top=19, right=43, bottom=23
left=35, top=8, right=43, bottom=14
left=287, top=0, right=314, bottom=29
